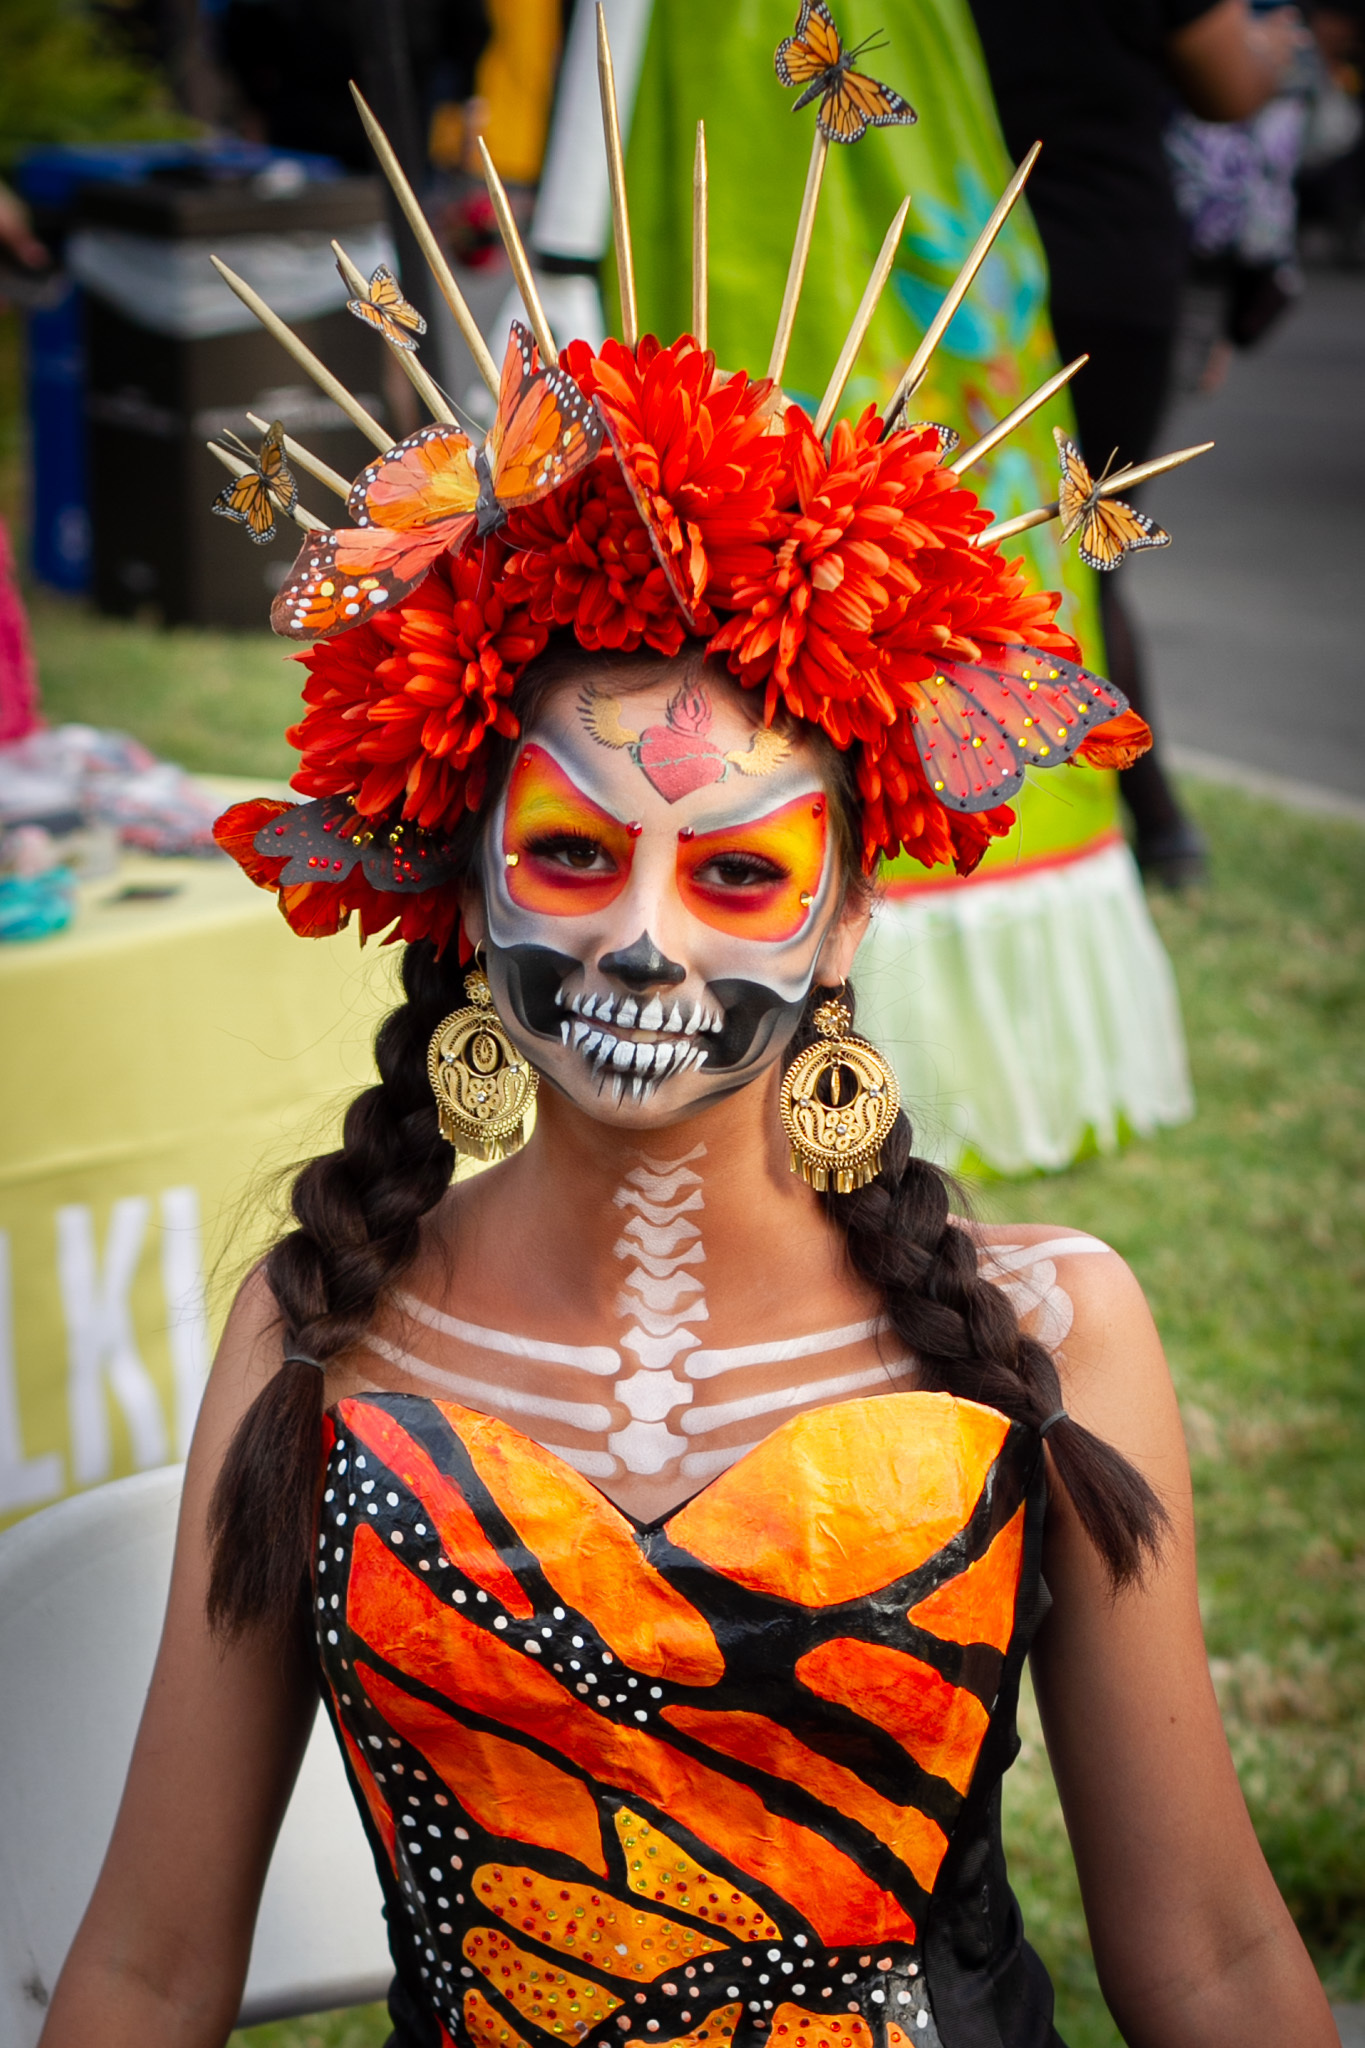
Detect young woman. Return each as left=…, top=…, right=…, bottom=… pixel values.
left=36, top=260, right=1335, bottom=2048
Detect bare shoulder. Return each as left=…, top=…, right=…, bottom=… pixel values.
left=966, top=1219, right=1176, bottom=1461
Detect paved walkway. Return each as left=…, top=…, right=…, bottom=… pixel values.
left=1126, top=269, right=1365, bottom=805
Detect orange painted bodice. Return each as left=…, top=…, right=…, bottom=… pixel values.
left=315, top=1392, right=1060, bottom=2048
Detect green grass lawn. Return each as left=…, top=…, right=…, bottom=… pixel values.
left=16, top=590, right=1365, bottom=2048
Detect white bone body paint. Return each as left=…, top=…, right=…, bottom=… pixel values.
left=608, top=1145, right=709, bottom=1472
left=367, top=1219, right=1107, bottom=1500
left=978, top=1235, right=1111, bottom=1353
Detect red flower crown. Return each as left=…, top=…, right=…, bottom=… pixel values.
left=216, top=333, right=1148, bottom=955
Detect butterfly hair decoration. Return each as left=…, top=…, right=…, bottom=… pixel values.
left=345, top=263, right=427, bottom=351
left=253, top=796, right=464, bottom=891
left=1054, top=427, right=1170, bottom=572
left=775, top=1, right=916, bottom=144
left=271, top=321, right=603, bottom=641
left=908, top=643, right=1135, bottom=811
left=210, top=420, right=297, bottom=544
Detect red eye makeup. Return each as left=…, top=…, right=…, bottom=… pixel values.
left=676, top=792, right=828, bottom=939
left=502, top=745, right=637, bottom=915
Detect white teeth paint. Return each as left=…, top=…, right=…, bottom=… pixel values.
left=617, top=997, right=639, bottom=1029
left=633, top=1042, right=656, bottom=1074
left=572, top=1022, right=593, bottom=1048
left=582, top=1029, right=602, bottom=1057
left=560, top=1020, right=571, bottom=1044
left=667, top=1002, right=684, bottom=1032
left=612, top=1039, right=635, bottom=1071
left=580, top=992, right=597, bottom=1017
left=640, top=996, right=665, bottom=1031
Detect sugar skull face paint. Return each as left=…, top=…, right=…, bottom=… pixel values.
left=472, top=670, right=851, bottom=1126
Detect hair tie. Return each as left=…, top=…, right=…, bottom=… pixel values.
left=283, top=1352, right=325, bottom=1373
left=1038, top=1408, right=1068, bottom=1438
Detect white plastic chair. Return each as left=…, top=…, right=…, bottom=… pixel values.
left=0, top=1466, right=391, bottom=2044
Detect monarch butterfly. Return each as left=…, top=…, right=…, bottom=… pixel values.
left=345, top=262, right=427, bottom=350
left=272, top=321, right=603, bottom=640
left=1054, top=427, right=1170, bottom=572
left=210, top=420, right=297, bottom=544
left=775, top=0, right=916, bottom=144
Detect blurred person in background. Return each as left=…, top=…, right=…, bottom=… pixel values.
left=1298, top=0, right=1365, bottom=260
left=968, top=0, right=1301, bottom=885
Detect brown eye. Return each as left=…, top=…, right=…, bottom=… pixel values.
left=695, top=852, right=787, bottom=888
left=527, top=832, right=616, bottom=874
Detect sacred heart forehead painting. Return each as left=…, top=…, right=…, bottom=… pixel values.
left=581, top=683, right=792, bottom=803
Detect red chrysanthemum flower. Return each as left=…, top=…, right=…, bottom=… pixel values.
left=500, top=450, right=685, bottom=656
left=288, top=541, right=546, bottom=833
left=853, top=728, right=1016, bottom=876
left=568, top=334, right=788, bottom=628
left=212, top=796, right=463, bottom=953
left=708, top=406, right=1089, bottom=872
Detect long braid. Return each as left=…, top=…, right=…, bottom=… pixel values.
left=207, top=941, right=467, bottom=1637
left=800, top=984, right=1168, bottom=1587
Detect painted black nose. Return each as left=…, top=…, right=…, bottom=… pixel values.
left=598, top=931, right=687, bottom=990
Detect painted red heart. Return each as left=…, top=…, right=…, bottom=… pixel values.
left=637, top=723, right=728, bottom=803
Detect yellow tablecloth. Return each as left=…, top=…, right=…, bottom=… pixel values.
left=0, top=817, right=398, bottom=1527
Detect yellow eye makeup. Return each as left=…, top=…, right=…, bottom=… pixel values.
left=677, top=793, right=828, bottom=939
left=502, top=745, right=637, bottom=915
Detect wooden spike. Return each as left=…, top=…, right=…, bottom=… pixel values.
left=814, top=196, right=911, bottom=438
left=885, top=141, right=1041, bottom=430
left=692, top=119, right=708, bottom=349
left=331, top=239, right=458, bottom=424
left=768, top=129, right=829, bottom=386
left=1099, top=440, right=1216, bottom=495
left=974, top=438, right=1216, bottom=547
left=210, top=256, right=393, bottom=451
left=477, top=138, right=557, bottom=366
left=207, top=442, right=328, bottom=531
left=243, top=413, right=349, bottom=500
left=948, top=355, right=1088, bottom=475
left=597, top=4, right=638, bottom=349
left=350, top=81, right=500, bottom=397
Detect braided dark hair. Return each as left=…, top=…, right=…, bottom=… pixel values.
left=787, top=983, right=1167, bottom=1589
left=206, top=939, right=466, bottom=1636
left=208, top=642, right=1164, bottom=1639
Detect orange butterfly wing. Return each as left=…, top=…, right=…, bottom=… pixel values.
left=270, top=517, right=474, bottom=641
left=1053, top=428, right=1095, bottom=540
left=485, top=320, right=604, bottom=512
left=775, top=0, right=842, bottom=84
left=825, top=66, right=917, bottom=139
left=1077, top=497, right=1169, bottom=573
left=213, top=469, right=277, bottom=543
left=349, top=423, right=480, bottom=532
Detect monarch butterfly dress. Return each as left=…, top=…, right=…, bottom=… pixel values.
left=314, top=1390, right=1063, bottom=2048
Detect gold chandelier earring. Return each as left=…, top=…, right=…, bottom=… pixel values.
left=427, top=962, right=538, bottom=1162
left=780, top=989, right=901, bottom=1194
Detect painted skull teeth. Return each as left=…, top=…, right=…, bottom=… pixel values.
left=582, top=1029, right=709, bottom=1094
left=558, top=984, right=723, bottom=1036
